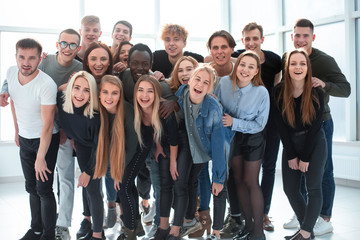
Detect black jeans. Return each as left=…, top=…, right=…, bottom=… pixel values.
left=212, top=180, right=227, bottom=230
left=19, top=133, right=60, bottom=239
left=158, top=153, right=174, bottom=218
left=260, top=115, right=281, bottom=215
left=282, top=129, right=327, bottom=232
left=173, top=130, right=205, bottom=226
left=81, top=178, right=103, bottom=233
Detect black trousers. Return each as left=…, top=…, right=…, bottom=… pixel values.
left=19, top=133, right=59, bottom=239
left=282, top=129, right=327, bottom=232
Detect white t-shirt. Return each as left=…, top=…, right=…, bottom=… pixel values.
left=7, top=66, right=58, bottom=139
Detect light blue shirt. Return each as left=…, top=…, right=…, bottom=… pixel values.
left=214, top=76, right=270, bottom=134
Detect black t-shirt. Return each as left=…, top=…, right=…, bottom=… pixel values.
left=232, top=49, right=281, bottom=97
left=152, top=50, right=204, bottom=78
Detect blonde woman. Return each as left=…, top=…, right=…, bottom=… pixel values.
left=57, top=71, right=104, bottom=240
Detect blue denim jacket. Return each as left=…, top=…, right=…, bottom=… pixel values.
left=176, top=84, right=227, bottom=184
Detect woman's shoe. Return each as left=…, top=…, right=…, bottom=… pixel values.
left=188, top=209, right=212, bottom=237
left=286, top=231, right=311, bottom=240
left=205, top=234, right=219, bottom=240
left=233, top=228, right=251, bottom=240
left=117, top=227, right=137, bottom=240
left=285, top=230, right=314, bottom=240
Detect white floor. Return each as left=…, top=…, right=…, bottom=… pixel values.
left=1, top=173, right=359, bottom=240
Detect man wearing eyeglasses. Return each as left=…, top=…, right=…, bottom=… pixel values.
left=40, top=28, right=82, bottom=240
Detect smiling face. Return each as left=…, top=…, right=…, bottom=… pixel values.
left=188, top=70, right=211, bottom=104
left=236, top=55, right=259, bottom=88
left=71, top=77, right=90, bottom=108
left=292, top=27, right=315, bottom=55
left=242, top=29, right=264, bottom=55
left=100, top=82, right=121, bottom=114
left=210, top=36, right=234, bottom=67
left=136, top=80, right=155, bottom=110
left=57, top=32, right=80, bottom=65
left=288, top=52, right=308, bottom=83
left=119, top=43, right=132, bottom=65
left=112, top=23, right=131, bottom=45
left=129, top=50, right=151, bottom=82
left=16, top=48, right=41, bottom=78
left=80, top=23, right=102, bottom=45
left=164, top=34, right=186, bottom=59
left=177, top=59, right=195, bottom=85
left=87, top=47, right=110, bottom=80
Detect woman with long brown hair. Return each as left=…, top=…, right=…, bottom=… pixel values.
left=214, top=51, right=270, bottom=240
left=274, top=49, right=326, bottom=240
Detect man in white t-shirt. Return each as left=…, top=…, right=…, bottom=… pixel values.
left=7, top=38, right=59, bottom=240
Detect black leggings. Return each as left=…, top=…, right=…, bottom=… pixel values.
left=118, top=125, right=154, bottom=230
left=158, top=154, right=174, bottom=218
left=282, top=129, right=327, bottom=232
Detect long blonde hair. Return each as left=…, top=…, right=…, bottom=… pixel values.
left=277, top=49, right=319, bottom=127
left=94, top=75, right=125, bottom=182
left=62, top=71, right=98, bottom=118
left=133, top=75, right=162, bottom=147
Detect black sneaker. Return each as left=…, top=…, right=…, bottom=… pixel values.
left=166, top=234, right=181, bottom=240
left=153, top=227, right=170, bottom=240
left=77, top=219, right=92, bottom=240
left=20, top=229, right=42, bottom=240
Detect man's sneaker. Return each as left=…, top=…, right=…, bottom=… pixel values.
left=220, top=216, right=242, bottom=238
left=142, top=202, right=156, bottom=225
left=179, top=219, right=202, bottom=237
left=106, top=206, right=117, bottom=228
left=55, top=226, right=71, bottom=240
left=283, top=214, right=299, bottom=229
left=20, top=229, right=41, bottom=240
left=141, top=224, right=158, bottom=240
left=313, top=217, right=333, bottom=236
left=263, top=214, right=274, bottom=231
left=77, top=218, right=92, bottom=240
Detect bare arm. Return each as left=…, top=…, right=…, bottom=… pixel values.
left=35, top=104, right=56, bottom=182
left=10, top=99, right=19, bottom=146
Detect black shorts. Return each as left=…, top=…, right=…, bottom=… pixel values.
left=232, top=131, right=265, bottom=161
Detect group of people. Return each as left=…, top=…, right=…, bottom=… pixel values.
left=0, top=15, right=351, bottom=240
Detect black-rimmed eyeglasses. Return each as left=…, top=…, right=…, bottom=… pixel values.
left=58, top=41, right=79, bottom=50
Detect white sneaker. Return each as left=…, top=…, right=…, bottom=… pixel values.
left=283, top=214, right=299, bottom=229
left=313, top=217, right=334, bottom=236
left=142, top=202, right=156, bottom=224
left=55, top=226, right=71, bottom=240
left=141, top=224, right=158, bottom=240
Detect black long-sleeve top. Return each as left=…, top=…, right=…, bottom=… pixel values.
left=160, top=111, right=178, bottom=156
left=57, top=92, right=100, bottom=175
left=273, top=83, right=324, bottom=162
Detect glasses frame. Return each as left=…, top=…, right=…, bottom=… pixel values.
left=58, top=41, right=79, bottom=50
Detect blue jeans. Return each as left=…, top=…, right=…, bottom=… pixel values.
left=320, top=118, right=335, bottom=218
left=146, top=152, right=161, bottom=226
left=198, top=162, right=211, bottom=211
left=105, top=163, right=117, bottom=202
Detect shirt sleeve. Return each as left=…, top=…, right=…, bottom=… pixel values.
left=231, top=90, right=270, bottom=133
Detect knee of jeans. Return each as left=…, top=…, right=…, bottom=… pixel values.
left=37, top=186, right=54, bottom=199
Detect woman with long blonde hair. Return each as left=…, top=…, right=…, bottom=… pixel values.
left=274, top=49, right=326, bottom=240
left=57, top=71, right=104, bottom=240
